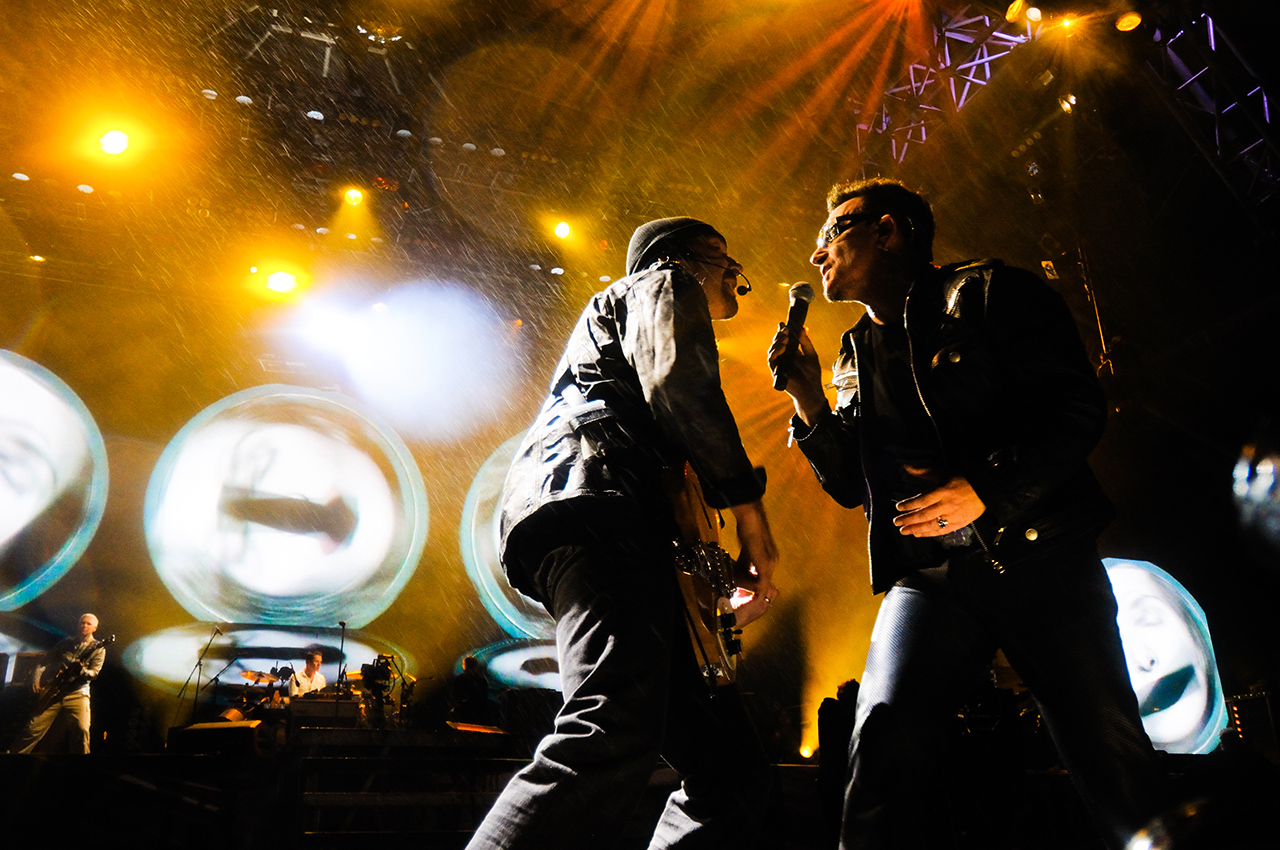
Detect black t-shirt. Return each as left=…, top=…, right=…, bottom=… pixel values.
left=860, top=319, right=951, bottom=572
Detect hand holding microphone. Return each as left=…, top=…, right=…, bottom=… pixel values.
left=768, top=283, right=828, bottom=424
left=772, top=283, right=815, bottom=391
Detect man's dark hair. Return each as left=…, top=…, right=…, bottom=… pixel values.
left=826, top=178, right=935, bottom=263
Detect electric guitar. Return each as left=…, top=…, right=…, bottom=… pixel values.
left=31, top=635, right=114, bottom=716
left=667, top=464, right=743, bottom=688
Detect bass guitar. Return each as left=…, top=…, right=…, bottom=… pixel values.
left=31, top=635, right=114, bottom=716
left=667, top=463, right=743, bottom=688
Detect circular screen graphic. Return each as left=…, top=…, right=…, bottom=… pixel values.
left=1104, top=558, right=1228, bottom=755
left=0, top=351, right=108, bottom=611
left=468, top=639, right=560, bottom=692
left=145, top=385, right=427, bottom=627
left=460, top=432, right=554, bottom=640
left=124, top=622, right=414, bottom=694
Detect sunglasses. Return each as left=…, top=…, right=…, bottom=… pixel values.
left=815, top=212, right=880, bottom=249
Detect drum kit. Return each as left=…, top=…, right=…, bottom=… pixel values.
left=213, top=655, right=413, bottom=730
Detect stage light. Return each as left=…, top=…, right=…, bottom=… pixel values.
left=1116, top=12, right=1142, bottom=31
left=345, top=189, right=364, bottom=206
left=461, top=142, right=477, bottom=151
left=554, top=222, right=570, bottom=238
left=235, top=95, right=253, bottom=105
left=267, top=271, right=298, bottom=293
left=491, top=147, right=505, bottom=156
left=799, top=745, right=814, bottom=759
left=1059, top=94, right=1077, bottom=113
left=1027, top=6, right=1042, bottom=21
left=77, top=184, right=94, bottom=193
left=1005, top=0, right=1024, bottom=22
left=30, top=255, right=45, bottom=262
left=316, top=227, right=330, bottom=234
left=249, top=266, right=258, bottom=273
left=201, top=89, right=218, bottom=100
left=317, top=284, right=522, bottom=440
left=551, top=267, right=564, bottom=275
left=599, top=276, right=611, bottom=282
left=12, top=173, right=29, bottom=181
left=396, top=129, right=412, bottom=138
left=99, top=130, right=129, bottom=155
left=306, top=110, right=324, bottom=121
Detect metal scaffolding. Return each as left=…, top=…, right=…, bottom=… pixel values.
left=1144, top=10, right=1278, bottom=220
left=856, top=4, right=1033, bottom=170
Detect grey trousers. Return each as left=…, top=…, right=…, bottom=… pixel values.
left=11, top=692, right=91, bottom=754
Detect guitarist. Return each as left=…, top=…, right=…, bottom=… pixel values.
left=466, top=218, right=780, bottom=850
left=10, top=613, right=105, bottom=754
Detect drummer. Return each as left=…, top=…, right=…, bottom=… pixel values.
left=289, top=649, right=326, bottom=697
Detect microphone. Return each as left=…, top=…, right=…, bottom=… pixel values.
left=773, top=283, right=815, bottom=391
left=736, top=278, right=752, bottom=296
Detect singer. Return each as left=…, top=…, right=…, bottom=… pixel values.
left=466, top=217, right=779, bottom=850
left=768, top=178, right=1165, bottom=849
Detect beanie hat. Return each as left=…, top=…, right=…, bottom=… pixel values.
left=625, top=217, right=724, bottom=276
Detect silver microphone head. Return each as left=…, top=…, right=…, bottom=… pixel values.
left=789, top=282, right=815, bottom=305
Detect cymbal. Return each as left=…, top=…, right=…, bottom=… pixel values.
left=241, top=670, right=279, bottom=684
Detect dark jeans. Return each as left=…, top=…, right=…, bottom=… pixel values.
left=467, top=522, right=770, bottom=850
left=842, top=545, right=1164, bottom=850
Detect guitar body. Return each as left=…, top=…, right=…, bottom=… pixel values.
left=667, top=464, right=742, bottom=687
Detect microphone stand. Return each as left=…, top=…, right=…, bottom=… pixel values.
left=171, top=625, right=223, bottom=732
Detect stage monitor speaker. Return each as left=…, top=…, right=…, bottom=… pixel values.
left=168, top=719, right=263, bottom=756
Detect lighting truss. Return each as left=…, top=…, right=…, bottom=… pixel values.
left=856, top=4, right=1032, bottom=170
left=1143, top=11, right=1278, bottom=218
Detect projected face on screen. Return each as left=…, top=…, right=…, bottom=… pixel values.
left=1104, top=558, right=1227, bottom=755
left=0, top=351, right=108, bottom=611
left=123, top=623, right=414, bottom=694
left=146, top=386, right=428, bottom=627
left=460, top=432, right=554, bottom=640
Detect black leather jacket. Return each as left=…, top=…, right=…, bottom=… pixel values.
left=499, top=261, right=765, bottom=595
left=794, top=260, right=1114, bottom=592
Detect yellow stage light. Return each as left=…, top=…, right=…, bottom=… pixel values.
left=1005, top=0, right=1024, bottom=23
left=555, top=222, right=571, bottom=239
left=345, top=188, right=364, bottom=206
left=266, top=271, right=298, bottom=293
left=800, top=745, right=814, bottom=759
left=99, top=130, right=129, bottom=155
left=1116, top=12, right=1142, bottom=31
left=1027, top=6, right=1042, bottom=21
